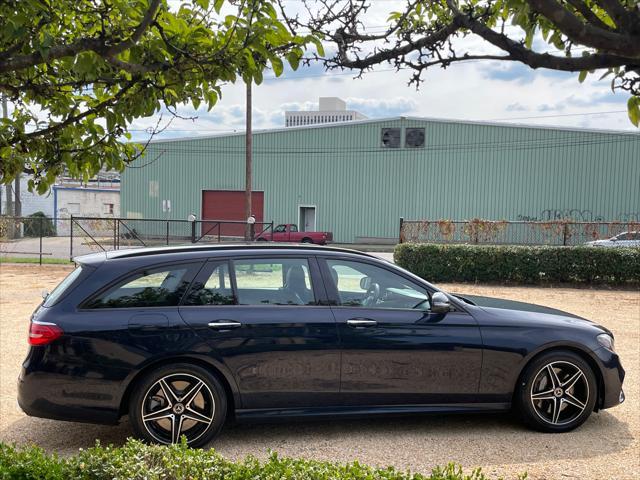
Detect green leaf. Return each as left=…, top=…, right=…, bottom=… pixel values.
left=286, top=52, right=300, bottom=70
left=578, top=70, right=588, bottom=83
left=270, top=56, right=284, bottom=77
left=628, top=96, right=640, bottom=127
left=214, top=0, right=224, bottom=13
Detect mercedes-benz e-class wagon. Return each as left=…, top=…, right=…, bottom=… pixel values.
left=18, top=245, right=625, bottom=446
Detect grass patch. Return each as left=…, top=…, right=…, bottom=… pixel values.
left=0, top=256, right=73, bottom=265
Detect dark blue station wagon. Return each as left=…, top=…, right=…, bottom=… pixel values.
left=18, top=245, right=624, bottom=446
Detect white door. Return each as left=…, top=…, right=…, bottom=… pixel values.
left=299, top=206, right=316, bottom=232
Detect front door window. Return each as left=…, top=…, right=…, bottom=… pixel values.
left=325, top=259, right=429, bottom=310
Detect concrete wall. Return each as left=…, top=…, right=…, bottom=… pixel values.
left=54, top=187, right=120, bottom=235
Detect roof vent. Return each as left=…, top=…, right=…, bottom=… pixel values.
left=381, top=128, right=401, bottom=148
left=405, top=128, right=425, bottom=148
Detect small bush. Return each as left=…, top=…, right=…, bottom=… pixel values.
left=23, top=212, right=56, bottom=237
left=0, top=438, right=524, bottom=480
left=395, top=243, right=640, bottom=285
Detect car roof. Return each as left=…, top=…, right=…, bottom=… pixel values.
left=75, top=243, right=379, bottom=264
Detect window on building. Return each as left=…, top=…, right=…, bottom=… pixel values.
left=67, top=203, right=81, bottom=214
left=103, top=203, right=114, bottom=215
left=405, top=128, right=426, bottom=148
left=381, top=128, right=401, bottom=148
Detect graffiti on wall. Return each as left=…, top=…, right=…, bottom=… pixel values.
left=517, top=209, right=639, bottom=222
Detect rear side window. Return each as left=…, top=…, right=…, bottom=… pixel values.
left=184, top=262, right=235, bottom=306
left=85, top=264, right=196, bottom=309
left=44, top=266, right=83, bottom=307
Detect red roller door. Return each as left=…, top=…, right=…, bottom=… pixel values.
left=201, top=190, right=264, bottom=237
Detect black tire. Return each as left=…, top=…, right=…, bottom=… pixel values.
left=516, top=350, right=597, bottom=433
left=256, top=237, right=267, bottom=242
left=129, top=363, right=227, bottom=447
left=301, top=237, right=313, bottom=243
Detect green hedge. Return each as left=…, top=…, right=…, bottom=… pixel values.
left=394, top=243, right=640, bottom=285
left=0, top=439, right=523, bottom=480
left=23, top=212, right=56, bottom=237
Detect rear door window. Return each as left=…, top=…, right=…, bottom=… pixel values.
left=183, top=261, right=235, bottom=305
left=85, top=263, right=198, bottom=308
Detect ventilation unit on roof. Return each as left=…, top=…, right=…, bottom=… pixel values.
left=381, top=128, right=401, bottom=148
left=405, top=128, right=425, bottom=148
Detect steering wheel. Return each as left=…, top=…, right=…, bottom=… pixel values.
left=363, top=282, right=381, bottom=306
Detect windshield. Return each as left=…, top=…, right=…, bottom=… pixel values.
left=43, top=266, right=83, bottom=307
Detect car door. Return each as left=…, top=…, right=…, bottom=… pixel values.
left=319, top=257, right=483, bottom=406
left=178, top=255, right=340, bottom=410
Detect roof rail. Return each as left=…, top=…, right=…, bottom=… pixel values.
left=107, top=243, right=377, bottom=260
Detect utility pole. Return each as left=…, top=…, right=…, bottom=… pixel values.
left=244, top=79, right=253, bottom=241
left=2, top=94, right=18, bottom=238
left=3, top=96, right=21, bottom=221
left=1, top=95, right=7, bottom=218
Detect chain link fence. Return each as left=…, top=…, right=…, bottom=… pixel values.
left=399, top=218, right=640, bottom=246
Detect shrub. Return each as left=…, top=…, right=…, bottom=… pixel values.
left=394, top=243, right=640, bottom=285
left=0, top=438, right=524, bottom=480
left=23, top=212, right=56, bottom=237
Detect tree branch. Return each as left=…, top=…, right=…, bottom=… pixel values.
left=526, top=0, right=640, bottom=56
left=0, top=0, right=162, bottom=74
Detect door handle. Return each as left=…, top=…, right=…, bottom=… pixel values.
left=347, top=318, right=377, bottom=328
left=207, top=320, right=242, bottom=330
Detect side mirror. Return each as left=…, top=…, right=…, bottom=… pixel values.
left=359, top=276, right=372, bottom=290
left=41, top=290, right=49, bottom=300
left=431, top=292, right=451, bottom=313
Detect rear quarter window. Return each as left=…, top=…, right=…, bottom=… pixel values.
left=43, top=266, right=84, bottom=307
left=84, top=264, right=198, bottom=309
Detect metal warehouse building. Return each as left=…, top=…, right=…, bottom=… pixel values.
left=121, top=117, right=640, bottom=243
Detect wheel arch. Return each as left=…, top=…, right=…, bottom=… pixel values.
left=512, top=343, right=606, bottom=411
left=118, top=355, right=240, bottom=418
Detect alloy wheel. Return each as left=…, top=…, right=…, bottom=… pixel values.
left=141, top=373, right=215, bottom=445
left=530, top=361, right=589, bottom=426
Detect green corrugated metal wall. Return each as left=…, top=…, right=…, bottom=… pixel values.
left=122, top=118, right=640, bottom=243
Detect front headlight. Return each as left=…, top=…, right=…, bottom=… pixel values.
left=597, top=333, right=615, bottom=352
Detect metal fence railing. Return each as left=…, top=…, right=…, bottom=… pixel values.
left=399, top=218, right=640, bottom=246
left=1, top=215, right=274, bottom=263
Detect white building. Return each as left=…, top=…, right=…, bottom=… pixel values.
left=0, top=176, right=55, bottom=217
left=54, top=182, right=120, bottom=234
left=285, top=97, right=367, bottom=127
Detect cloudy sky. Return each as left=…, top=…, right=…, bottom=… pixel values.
left=130, top=1, right=636, bottom=141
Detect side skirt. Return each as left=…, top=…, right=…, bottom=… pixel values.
left=235, top=403, right=511, bottom=423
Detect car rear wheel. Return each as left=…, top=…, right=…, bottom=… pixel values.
left=517, top=350, right=597, bottom=432
left=301, top=237, right=313, bottom=243
left=129, top=363, right=227, bottom=447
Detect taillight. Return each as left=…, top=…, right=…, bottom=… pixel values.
left=28, top=322, right=63, bottom=346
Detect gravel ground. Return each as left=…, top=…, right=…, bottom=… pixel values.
left=0, top=264, right=638, bottom=479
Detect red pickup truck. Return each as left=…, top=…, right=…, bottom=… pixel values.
left=257, top=224, right=333, bottom=244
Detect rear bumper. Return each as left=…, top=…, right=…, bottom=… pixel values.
left=17, top=362, right=121, bottom=425
left=593, top=347, right=625, bottom=410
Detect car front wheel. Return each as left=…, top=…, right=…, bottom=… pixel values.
left=129, top=363, right=227, bottom=446
left=517, top=350, right=597, bottom=433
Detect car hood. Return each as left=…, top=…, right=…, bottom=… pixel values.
left=453, top=293, right=586, bottom=320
